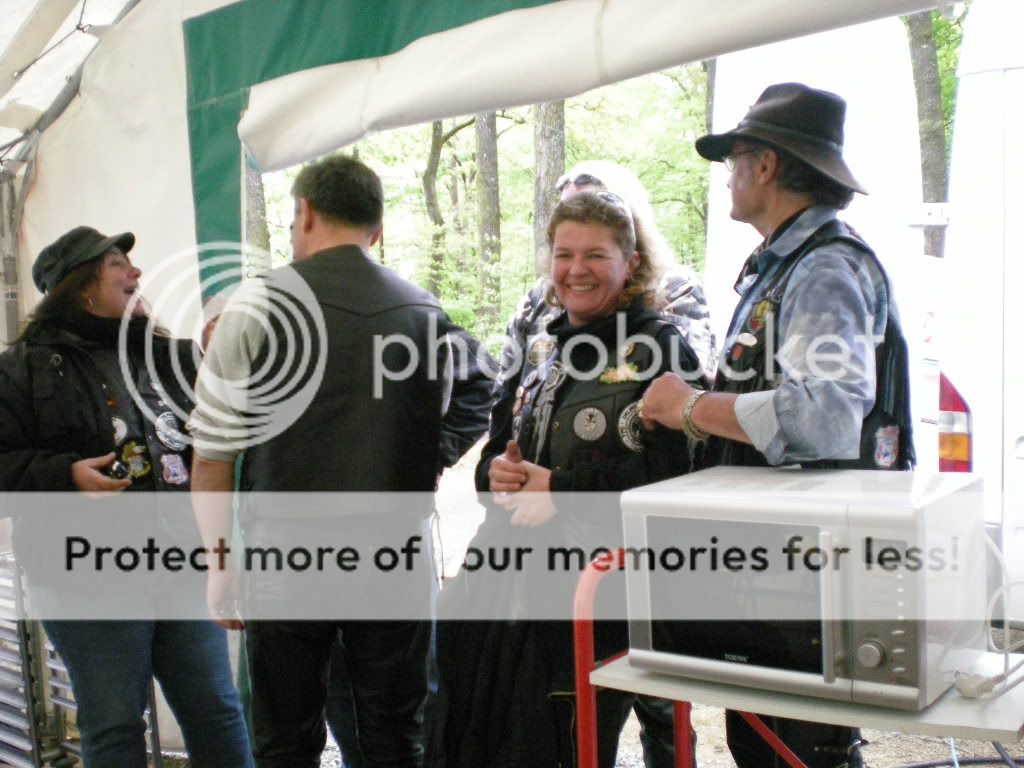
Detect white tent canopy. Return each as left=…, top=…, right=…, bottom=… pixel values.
left=1, top=0, right=939, bottom=342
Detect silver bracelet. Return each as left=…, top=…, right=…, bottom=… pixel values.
left=680, top=389, right=710, bottom=442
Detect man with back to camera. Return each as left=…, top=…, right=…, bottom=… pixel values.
left=189, top=154, right=465, bottom=768
left=641, top=82, right=915, bottom=768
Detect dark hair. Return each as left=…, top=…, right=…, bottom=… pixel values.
left=18, top=257, right=104, bottom=340
left=543, top=190, right=661, bottom=310
left=767, top=146, right=855, bottom=209
left=291, top=154, right=384, bottom=230
left=18, top=253, right=164, bottom=343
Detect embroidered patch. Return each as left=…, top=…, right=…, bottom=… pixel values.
left=161, top=454, right=190, bottom=485
left=748, top=300, right=773, bottom=333
left=573, top=407, right=607, bottom=441
left=873, top=426, right=900, bottom=468
left=599, top=363, right=640, bottom=384
left=120, top=441, right=152, bottom=478
left=155, top=412, right=187, bottom=451
left=617, top=402, right=644, bottom=452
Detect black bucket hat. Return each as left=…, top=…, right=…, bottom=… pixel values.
left=32, top=226, right=135, bottom=294
left=695, top=82, right=867, bottom=195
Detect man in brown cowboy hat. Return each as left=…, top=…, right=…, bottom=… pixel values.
left=641, top=82, right=915, bottom=768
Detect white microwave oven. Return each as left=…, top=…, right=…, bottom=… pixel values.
left=622, top=467, right=988, bottom=710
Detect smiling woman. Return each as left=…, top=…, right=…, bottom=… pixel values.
left=548, top=193, right=640, bottom=328
left=434, top=191, right=709, bottom=768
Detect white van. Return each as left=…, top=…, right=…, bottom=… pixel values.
left=938, top=0, right=1023, bottom=620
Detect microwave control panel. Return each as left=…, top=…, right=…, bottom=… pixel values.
left=849, top=538, right=920, bottom=686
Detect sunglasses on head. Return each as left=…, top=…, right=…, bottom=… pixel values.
left=554, top=172, right=604, bottom=193
left=593, top=190, right=630, bottom=211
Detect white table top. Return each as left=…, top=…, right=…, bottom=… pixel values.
left=590, top=653, right=1024, bottom=743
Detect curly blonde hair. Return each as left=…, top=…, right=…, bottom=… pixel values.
left=542, top=190, right=662, bottom=312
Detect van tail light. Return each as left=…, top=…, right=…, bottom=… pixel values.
left=938, top=373, right=972, bottom=472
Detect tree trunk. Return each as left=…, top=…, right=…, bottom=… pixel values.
left=533, top=100, right=565, bottom=274
left=243, top=156, right=272, bottom=277
left=423, top=121, right=447, bottom=296
left=447, top=150, right=471, bottom=274
left=701, top=58, right=716, bottom=239
left=906, top=11, right=949, bottom=258
left=476, top=111, right=501, bottom=323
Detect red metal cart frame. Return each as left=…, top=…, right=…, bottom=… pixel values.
left=573, top=548, right=808, bottom=768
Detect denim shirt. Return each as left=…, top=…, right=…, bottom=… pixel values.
left=729, top=205, right=890, bottom=465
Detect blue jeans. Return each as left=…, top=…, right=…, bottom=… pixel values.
left=43, top=619, right=253, bottom=768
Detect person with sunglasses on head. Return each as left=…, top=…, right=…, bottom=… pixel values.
left=435, top=191, right=706, bottom=768
left=495, top=160, right=715, bottom=401
left=641, top=82, right=915, bottom=768
left=479, top=159, right=710, bottom=768
left=0, top=227, right=253, bottom=768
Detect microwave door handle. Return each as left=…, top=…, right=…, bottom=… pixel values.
left=819, top=531, right=837, bottom=685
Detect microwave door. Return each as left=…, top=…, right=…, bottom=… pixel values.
left=643, top=517, right=832, bottom=676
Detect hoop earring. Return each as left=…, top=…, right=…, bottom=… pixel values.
left=86, top=297, right=95, bottom=310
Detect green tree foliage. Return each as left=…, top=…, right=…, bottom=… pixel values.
left=932, top=5, right=967, bottom=152
left=261, top=62, right=712, bottom=347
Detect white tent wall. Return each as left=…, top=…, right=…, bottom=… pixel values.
left=13, top=0, right=233, bottom=340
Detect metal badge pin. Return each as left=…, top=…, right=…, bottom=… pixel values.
left=573, top=407, right=607, bottom=441
left=544, top=362, right=567, bottom=391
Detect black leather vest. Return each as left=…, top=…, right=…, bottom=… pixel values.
left=709, top=220, right=915, bottom=470
left=239, top=247, right=448, bottom=495
left=514, top=318, right=663, bottom=473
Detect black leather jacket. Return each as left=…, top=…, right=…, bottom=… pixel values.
left=0, top=317, right=197, bottom=493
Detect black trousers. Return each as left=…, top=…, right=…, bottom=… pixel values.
left=246, top=619, right=430, bottom=768
left=726, top=710, right=862, bottom=768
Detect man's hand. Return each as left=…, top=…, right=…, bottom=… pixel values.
left=191, top=456, right=242, bottom=629
left=488, top=440, right=528, bottom=492
left=640, top=373, right=693, bottom=431
left=206, top=567, right=244, bottom=631
left=71, top=452, right=132, bottom=493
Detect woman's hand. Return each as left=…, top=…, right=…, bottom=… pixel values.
left=493, top=460, right=556, bottom=526
left=70, top=452, right=132, bottom=493
left=488, top=440, right=529, bottom=492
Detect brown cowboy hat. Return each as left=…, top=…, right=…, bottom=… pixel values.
left=695, top=82, right=867, bottom=195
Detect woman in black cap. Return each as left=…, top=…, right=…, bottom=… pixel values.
left=0, top=226, right=252, bottom=767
